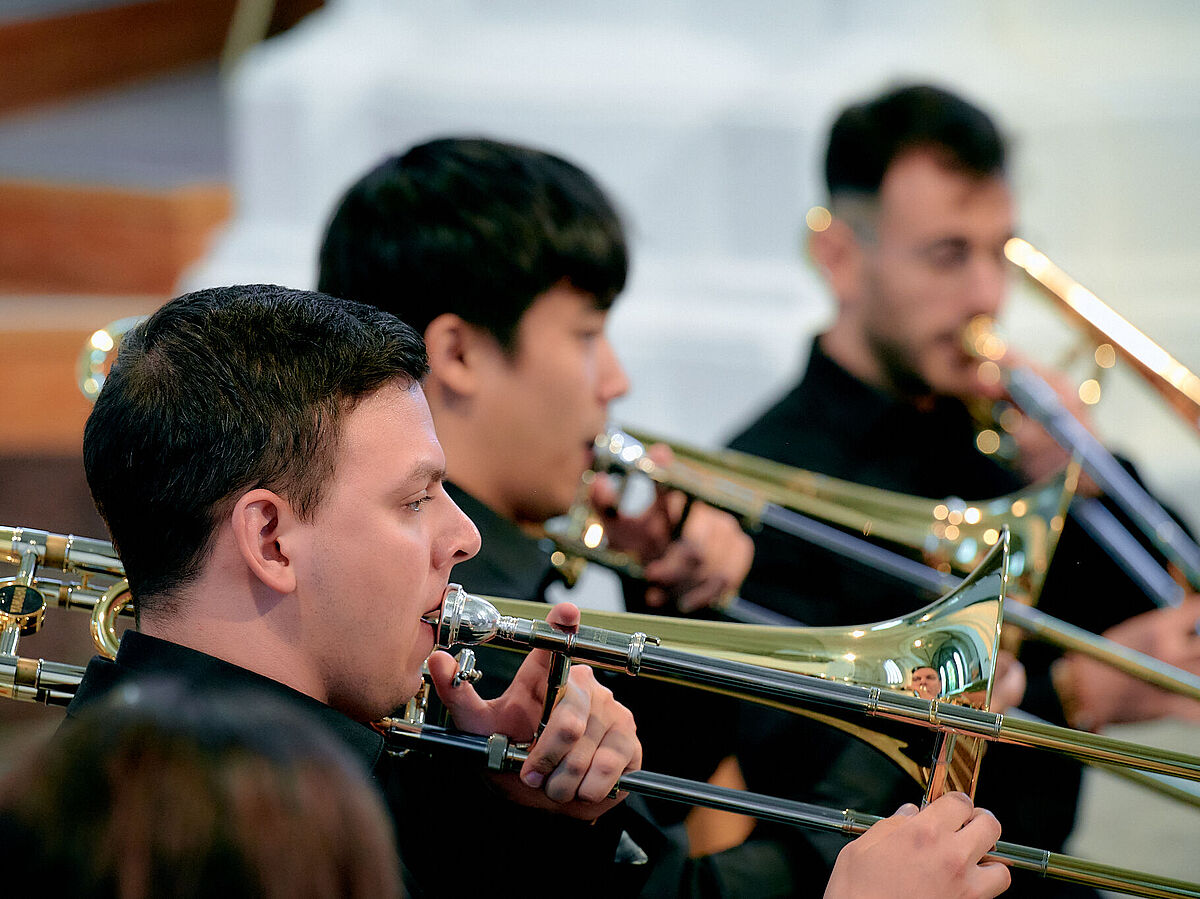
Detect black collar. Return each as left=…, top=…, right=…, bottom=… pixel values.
left=68, top=631, right=385, bottom=769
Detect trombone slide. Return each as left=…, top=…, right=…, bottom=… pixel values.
left=381, top=719, right=1200, bottom=899
left=1006, top=365, right=1200, bottom=590
left=434, top=586, right=1200, bottom=786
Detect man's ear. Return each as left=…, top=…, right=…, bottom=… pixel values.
left=809, top=218, right=866, bottom=310
left=230, top=488, right=299, bottom=595
left=423, top=312, right=497, bottom=398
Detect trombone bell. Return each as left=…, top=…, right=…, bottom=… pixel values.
left=438, top=534, right=1009, bottom=803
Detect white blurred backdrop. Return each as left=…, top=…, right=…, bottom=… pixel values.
left=181, top=9, right=1200, bottom=885
left=186, top=0, right=1200, bottom=526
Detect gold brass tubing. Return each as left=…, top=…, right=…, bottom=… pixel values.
left=78, top=315, right=145, bottom=402
left=467, top=592, right=1200, bottom=785
left=91, top=580, right=131, bottom=659
left=1003, top=602, right=1200, bottom=702
left=1006, top=237, right=1200, bottom=433
left=599, top=429, right=1200, bottom=703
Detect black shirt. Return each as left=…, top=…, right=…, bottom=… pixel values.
left=446, top=482, right=827, bottom=898
left=727, top=337, right=1170, bottom=898
left=67, top=631, right=650, bottom=898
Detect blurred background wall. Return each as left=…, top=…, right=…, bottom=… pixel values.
left=2, top=1, right=1198, bottom=890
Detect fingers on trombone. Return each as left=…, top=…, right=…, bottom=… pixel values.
left=543, top=601, right=581, bottom=633
left=589, top=471, right=623, bottom=517
left=426, top=650, right=489, bottom=722
left=910, top=794, right=1010, bottom=896
left=933, top=794, right=1010, bottom=893
left=520, top=667, right=639, bottom=804
left=642, top=542, right=706, bottom=609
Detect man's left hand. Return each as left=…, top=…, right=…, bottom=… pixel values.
left=592, top=443, right=754, bottom=613
left=428, top=602, right=641, bottom=820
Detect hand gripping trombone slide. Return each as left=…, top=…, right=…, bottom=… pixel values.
left=382, top=580, right=1200, bottom=899
left=1, top=531, right=1198, bottom=897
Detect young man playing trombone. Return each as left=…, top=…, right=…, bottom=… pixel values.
left=73, top=285, right=649, bottom=895
left=316, top=137, right=1010, bottom=897
left=729, top=83, right=1200, bottom=896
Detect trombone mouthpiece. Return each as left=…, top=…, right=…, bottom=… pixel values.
left=434, top=584, right=502, bottom=648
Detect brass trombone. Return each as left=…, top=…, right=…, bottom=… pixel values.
left=964, top=239, right=1200, bottom=594
left=562, top=428, right=1200, bottom=704
left=965, top=313, right=1200, bottom=595
left=420, top=581, right=1200, bottom=898
left=0, top=526, right=130, bottom=706
left=77, top=316, right=145, bottom=401
left=1005, top=237, right=1200, bottom=436
left=3, top=526, right=1200, bottom=896
left=621, top=425, right=1073, bottom=606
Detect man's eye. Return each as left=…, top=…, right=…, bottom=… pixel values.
left=927, top=247, right=968, bottom=269
left=406, top=495, right=433, bottom=512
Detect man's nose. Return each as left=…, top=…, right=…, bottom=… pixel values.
left=597, top=336, right=630, bottom=404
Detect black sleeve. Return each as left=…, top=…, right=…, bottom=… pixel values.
left=382, top=749, right=655, bottom=898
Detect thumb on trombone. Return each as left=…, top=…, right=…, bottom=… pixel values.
left=428, top=602, right=641, bottom=820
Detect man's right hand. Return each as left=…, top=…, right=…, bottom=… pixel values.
left=1053, top=594, right=1200, bottom=731
left=824, top=792, right=1010, bottom=898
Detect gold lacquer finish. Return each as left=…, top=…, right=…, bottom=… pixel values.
left=1005, top=237, right=1200, bottom=433
left=2, top=521, right=1198, bottom=897
left=495, top=535, right=1004, bottom=800
left=92, top=580, right=131, bottom=659
left=0, top=525, right=130, bottom=705
left=622, top=424, right=1075, bottom=610
left=562, top=428, right=1200, bottom=705
left=433, top=565, right=1200, bottom=898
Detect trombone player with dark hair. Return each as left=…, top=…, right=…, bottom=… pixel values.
left=74, top=285, right=647, bottom=895
left=317, top=137, right=1012, bottom=897
left=67, top=282, right=1011, bottom=897
left=729, top=82, right=1200, bottom=897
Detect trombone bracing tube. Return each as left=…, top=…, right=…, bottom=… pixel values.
left=755, top=501, right=1200, bottom=702
left=436, top=587, right=1200, bottom=783
left=1006, top=366, right=1200, bottom=590
left=382, top=721, right=1200, bottom=899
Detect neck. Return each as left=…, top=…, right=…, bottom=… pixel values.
left=425, top=388, right=547, bottom=526
left=819, top=323, right=936, bottom=406
left=819, top=321, right=888, bottom=391
left=137, top=556, right=328, bottom=705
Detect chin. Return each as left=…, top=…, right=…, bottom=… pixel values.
left=540, top=480, right=582, bottom=522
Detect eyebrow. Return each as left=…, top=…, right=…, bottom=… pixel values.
left=397, top=462, right=447, bottom=492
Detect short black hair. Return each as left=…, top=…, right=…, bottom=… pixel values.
left=317, top=137, right=628, bottom=350
left=83, top=285, right=427, bottom=611
left=825, top=84, right=1006, bottom=200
